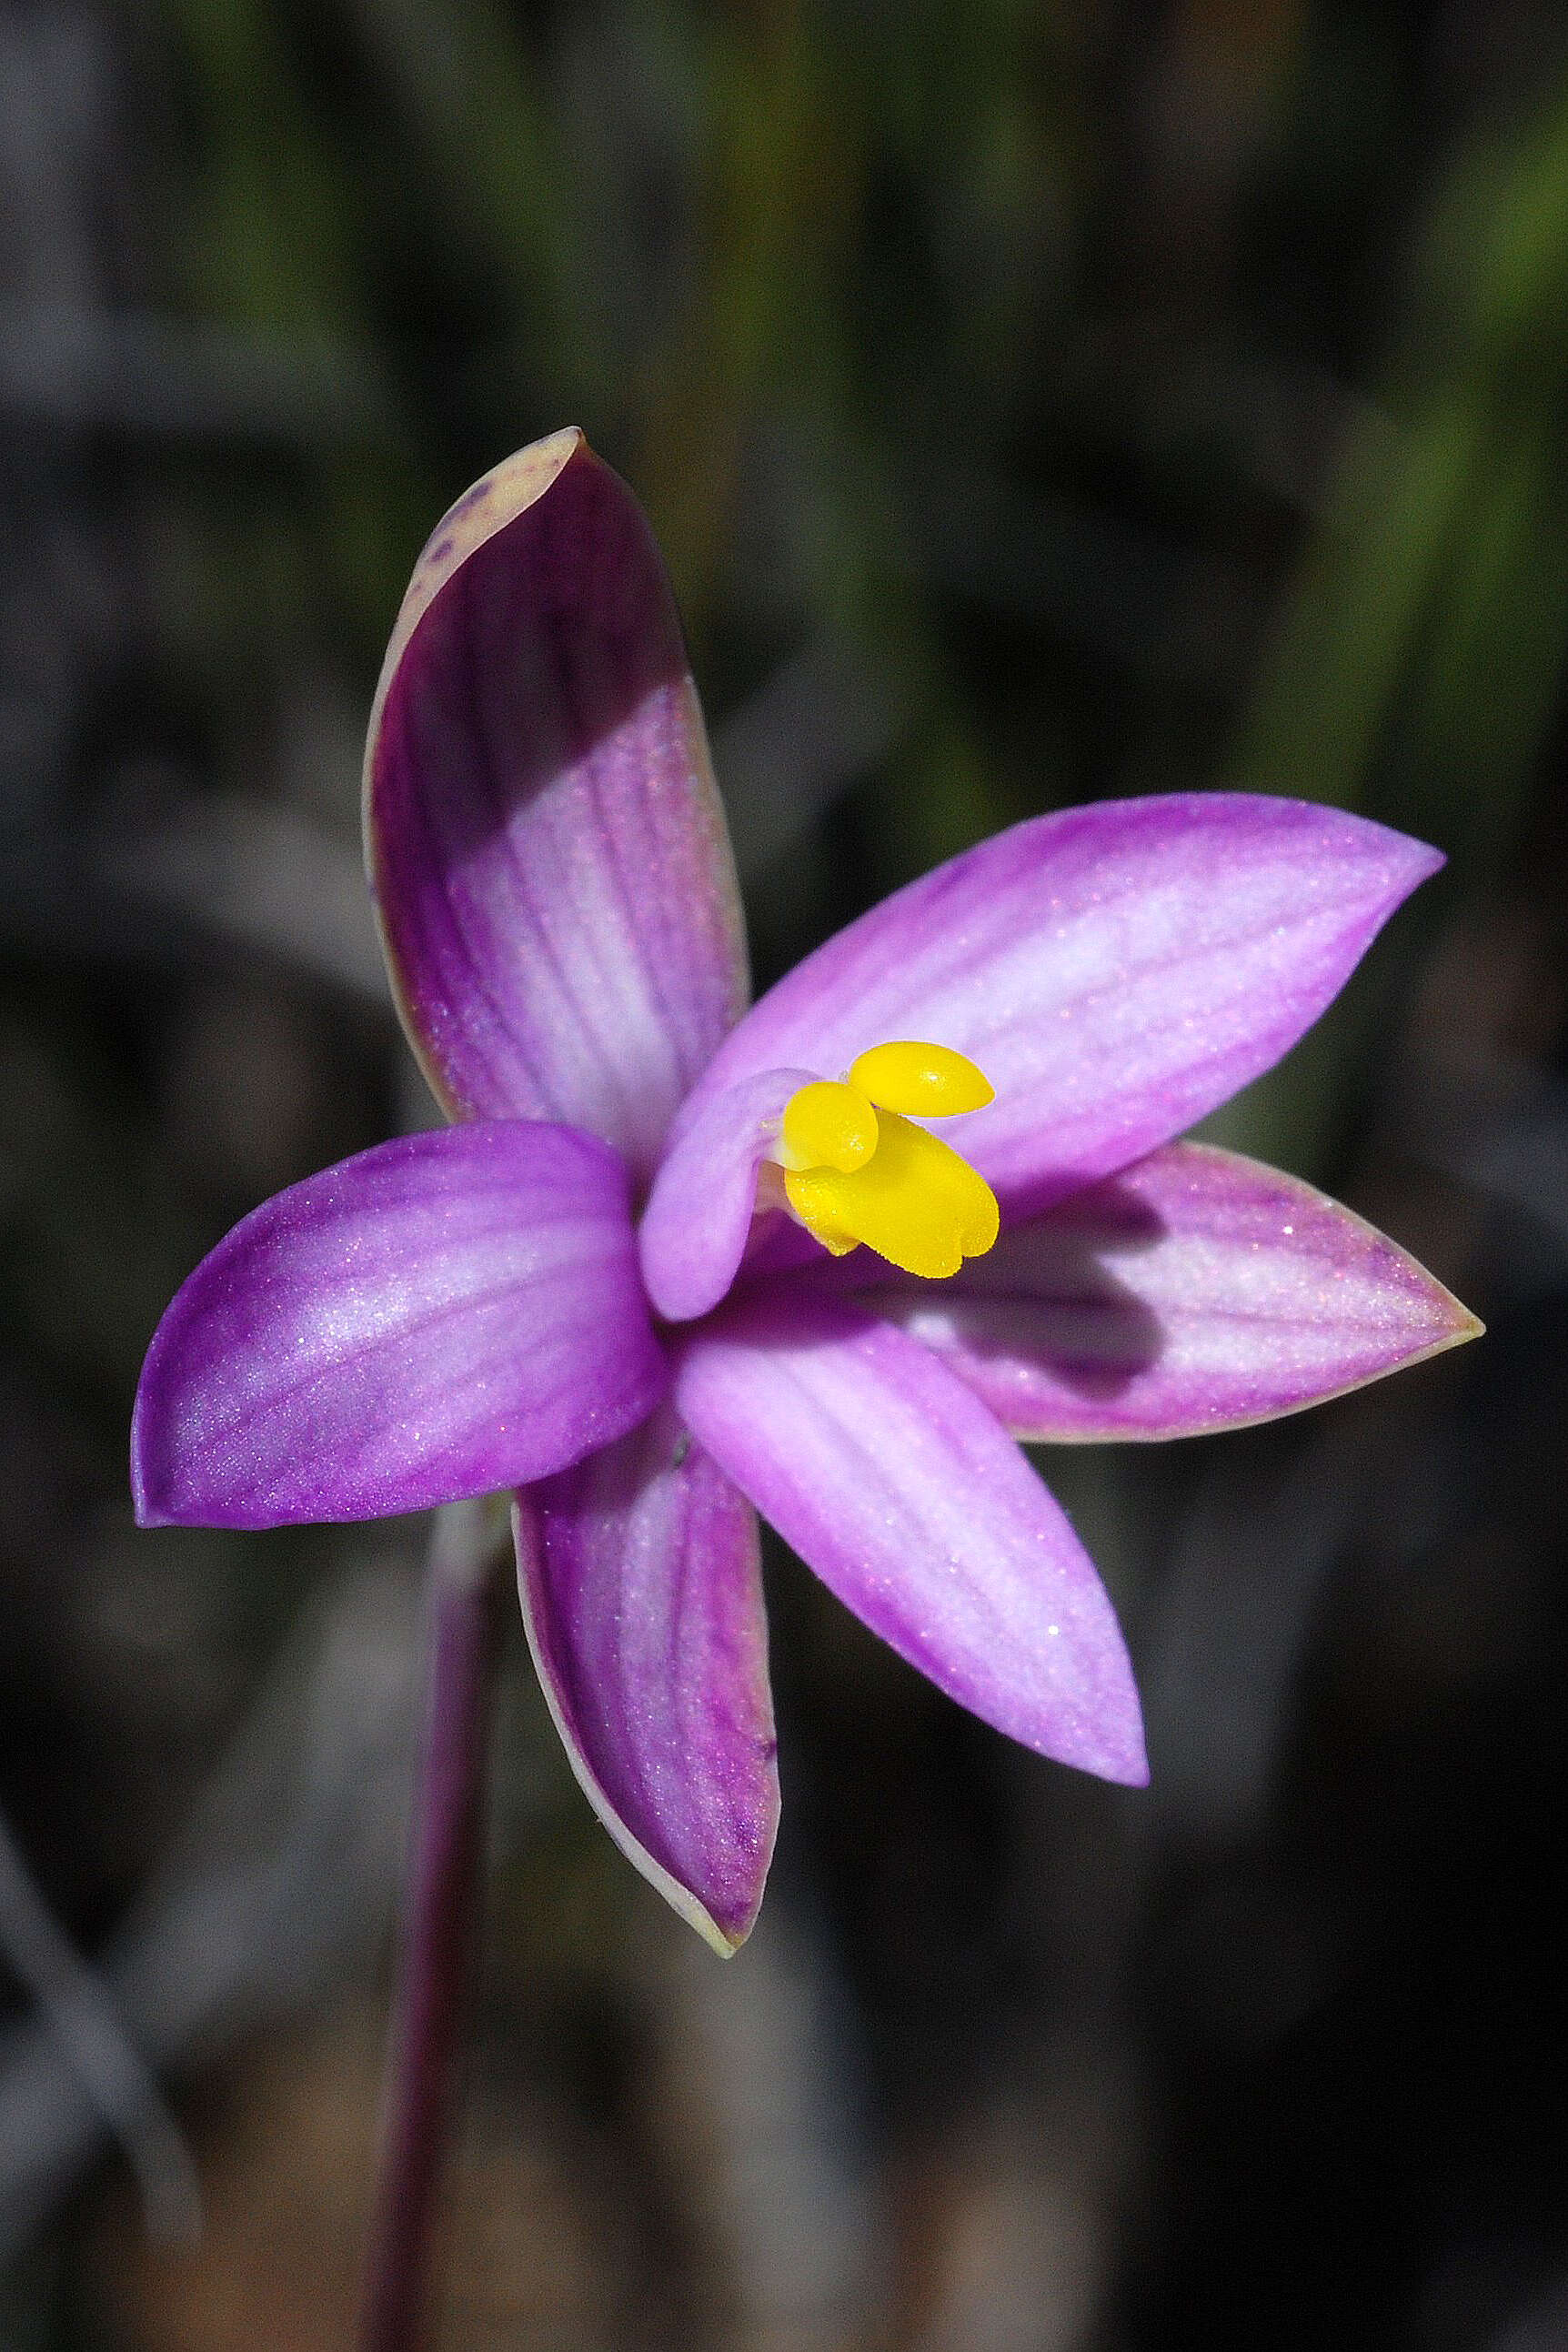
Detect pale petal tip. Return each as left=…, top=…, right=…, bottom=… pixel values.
left=1384, top=825, right=1444, bottom=885
left=405, top=427, right=586, bottom=612
left=1410, top=1295, right=1483, bottom=1369
left=687, top=1895, right=758, bottom=1959
left=513, top=1499, right=777, bottom=1955
left=1375, top=1242, right=1483, bottom=1368
left=364, top=427, right=589, bottom=836
left=1386, top=836, right=1445, bottom=915
left=563, top=1777, right=769, bottom=1956
left=1028, top=1602, right=1149, bottom=1787
left=1442, top=1299, right=1485, bottom=1346
left=618, top=1802, right=775, bottom=1954
left=1105, top=1727, right=1152, bottom=1790
left=1336, top=807, right=1445, bottom=921
left=1232, top=794, right=1444, bottom=922
left=1059, top=1690, right=1150, bottom=1788
left=1260, top=796, right=1443, bottom=889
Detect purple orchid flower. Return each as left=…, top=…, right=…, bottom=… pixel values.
left=132, top=428, right=1480, bottom=1955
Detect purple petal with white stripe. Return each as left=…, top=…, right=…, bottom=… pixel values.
left=683, top=795, right=1442, bottom=1219
left=864, top=1141, right=1482, bottom=1441
left=675, top=1295, right=1146, bottom=1783
left=133, top=1123, right=666, bottom=1528
left=516, top=1408, right=778, bottom=1953
left=366, top=429, right=748, bottom=1182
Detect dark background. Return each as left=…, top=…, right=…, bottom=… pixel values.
left=5, top=2, right=1568, bottom=2345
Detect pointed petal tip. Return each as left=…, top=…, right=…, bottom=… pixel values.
left=584, top=1813, right=761, bottom=1953
left=1245, top=795, right=1443, bottom=896
left=1101, top=1726, right=1151, bottom=1789
left=1354, top=1235, right=1483, bottom=1370
left=1402, top=1291, right=1483, bottom=1368
left=678, top=1299, right=1152, bottom=1785
left=878, top=1144, right=1483, bottom=1446
left=529, top=1655, right=769, bottom=1954
left=578, top=1751, right=771, bottom=1956
left=377, top=428, right=587, bottom=688
left=511, top=1442, right=778, bottom=1955
left=1370, top=817, right=1442, bottom=883
left=1426, top=1290, right=1483, bottom=1347
left=1032, top=1654, right=1149, bottom=1787
left=526, top=1647, right=770, bottom=1954
left=365, top=431, right=593, bottom=813
left=682, top=1892, right=758, bottom=1958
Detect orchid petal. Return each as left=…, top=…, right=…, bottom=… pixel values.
left=133, top=1124, right=666, bottom=1528
left=366, top=429, right=748, bottom=1182
left=516, top=1408, right=778, bottom=1954
left=683, top=795, right=1441, bottom=1217
left=674, top=1296, right=1147, bottom=1783
left=638, top=1067, right=816, bottom=1320
left=863, top=1141, right=1482, bottom=1441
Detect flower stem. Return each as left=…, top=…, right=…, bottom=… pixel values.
left=358, top=1494, right=510, bottom=2352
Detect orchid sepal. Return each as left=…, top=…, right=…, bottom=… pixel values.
left=365, top=428, right=748, bottom=1183
left=132, top=1121, right=667, bottom=1529
left=675, top=1293, right=1148, bottom=1784
left=854, top=1141, right=1482, bottom=1442
left=515, top=1410, right=778, bottom=1955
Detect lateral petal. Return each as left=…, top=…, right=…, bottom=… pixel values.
left=133, top=1124, right=666, bottom=1528
left=366, top=429, right=748, bottom=1183
left=638, top=1067, right=814, bottom=1321
left=681, top=794, right=1441, bottom=1217
left=674, top=1297, right=1147, bottom=1784
left=865, top=1141, right=1483, bottom=1440
left=516, top=1409, right=778, bottom=1954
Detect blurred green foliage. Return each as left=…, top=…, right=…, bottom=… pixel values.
left=115, top=1, right=1567, bottom=1240
left=143, top=0, right=1568, bottom=954
left=1235, top=65, right=1568, bottom=869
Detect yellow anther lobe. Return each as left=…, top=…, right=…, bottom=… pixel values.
left=775, top=1039, right=1000, bottom=1280
left=778, top=1081, right=879, bottom=1173
left=784, top=1112, right=999, bottom=1280
left=849, top=1040, right=995, bottom=1118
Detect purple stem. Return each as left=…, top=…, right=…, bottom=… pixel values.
left=358, top=1495, right=509, bottom=2352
